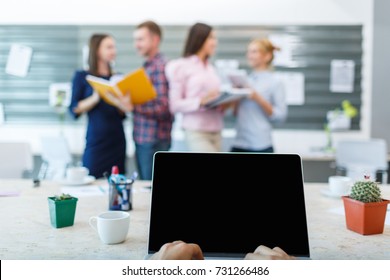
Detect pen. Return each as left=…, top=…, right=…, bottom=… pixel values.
left=98, top=185, right=106, bottom=194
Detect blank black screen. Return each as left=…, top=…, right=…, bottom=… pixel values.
left=148, top=152, right=310, bottom=258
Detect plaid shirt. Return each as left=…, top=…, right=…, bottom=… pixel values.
left=133, top=53, right=174, bottom=144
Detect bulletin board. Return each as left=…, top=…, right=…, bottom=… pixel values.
left=0, top=25, right=362, bottom=130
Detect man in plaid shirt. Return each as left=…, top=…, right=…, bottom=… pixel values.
left=132, top=21, right=174, bottom=180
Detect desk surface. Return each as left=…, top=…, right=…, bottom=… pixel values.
left=1, top=179, right=390, bottom=260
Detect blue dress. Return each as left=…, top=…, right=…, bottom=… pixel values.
left=69, top=70, right=126, bottom=178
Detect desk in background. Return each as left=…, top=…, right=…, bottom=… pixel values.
left=0, top=179, right=390, bottom=260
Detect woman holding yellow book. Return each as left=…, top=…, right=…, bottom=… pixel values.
left=69, top=33, right=126, bottom=178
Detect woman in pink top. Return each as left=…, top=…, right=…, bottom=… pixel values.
left=166, top=22, right=223, bottom=152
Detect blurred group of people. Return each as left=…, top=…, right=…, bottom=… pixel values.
left=69, top=20, right=287, bottom=180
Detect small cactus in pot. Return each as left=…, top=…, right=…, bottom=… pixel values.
left=48, top=193, right=78, bottom=228
left=349, top=176, right=382, bottom=203
left=342, top=175, right=389, bottom=235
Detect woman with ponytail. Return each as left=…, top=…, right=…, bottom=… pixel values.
left=231, top=38, right=288, bottom=153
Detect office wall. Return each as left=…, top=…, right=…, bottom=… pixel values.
left=371, top=0, right=390, bottom=150
left=0, top=0, right=372, bottom=25
left=0, top=24, right=364, bottom=130
left=0, top=0, right=375, bottom=155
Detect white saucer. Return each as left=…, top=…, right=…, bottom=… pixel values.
left=59, top=175, right=96, bottom=186
left=320, top=188, right=348, bottom=198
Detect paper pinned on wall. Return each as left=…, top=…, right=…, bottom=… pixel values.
left=5, top=44, right=33, bottom=77
left=82, top=44, right=89, bottom=70
left=330, top=59, right=355, bottom=93
left=274, top=71, right=305, bottom=105
left=0, top=103, right=5, bottom=125
left=214, top=59, right=240, bottom=91
left=214, top=59, right=239, bottom=70
left=269, top=34, right=294, bottom=67
left=49, top=83, right=72, bottom=107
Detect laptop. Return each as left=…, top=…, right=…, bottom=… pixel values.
left=145, top=152, right=310, bottom=260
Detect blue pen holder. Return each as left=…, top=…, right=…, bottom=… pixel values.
left=108, top=172, right=137, bottom=211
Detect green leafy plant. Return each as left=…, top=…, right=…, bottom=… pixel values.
left=350, top=176, right=382, bottom=203
left=53, top=193, right=74, bottom=201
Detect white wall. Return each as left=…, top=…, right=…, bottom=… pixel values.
left=0, top=0, right=374, bottom=156
left=0, top=0, right=371, bottom=25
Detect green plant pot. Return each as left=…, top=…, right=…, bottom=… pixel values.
left=48, top=197, right=78, bottom=228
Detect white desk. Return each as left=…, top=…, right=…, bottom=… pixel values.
left=1, top=179, right=390, bottom=260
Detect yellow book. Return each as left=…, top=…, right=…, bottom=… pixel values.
left=86, top=68, right=157, bottom=106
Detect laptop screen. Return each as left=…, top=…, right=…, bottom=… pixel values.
left=148, top=152, right=310, bottom=258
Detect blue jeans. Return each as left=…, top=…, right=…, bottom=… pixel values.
left=135, top=140, right=171, bottom=180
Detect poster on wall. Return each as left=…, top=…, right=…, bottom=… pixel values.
left=330, top=59, right=355, bottom=93
left=214, top=59, right=240, bottom=91
left=274, top=71, right=305, bottom=105
left=49, top=83, right=71, bottom=108
left=0, top=103, right=4, bottom=125
left=82, top=45, right=89, bottom=70
left=269, top=34, right=294, bottom=67
left=5, top=44, right=33, bottom=77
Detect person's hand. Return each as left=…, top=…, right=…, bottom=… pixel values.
left=104, top=90, right=120, bottom=105
left=149, top=241, right=204, bottom=260
left=117, top=92, right=134, bottom=112
left=244, top=245, right=295, bottom=260
left=73, top=91, right=100, bottom=114
left=105, top=91, right=133, bottom=112
left=218, top=100, right=239, bottom=112
left=248, top=88, right=259, bottom=100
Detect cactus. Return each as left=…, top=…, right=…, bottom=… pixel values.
left=54, top=193, right=74, bottom=201
left=350, top=176, right=382, bottom=203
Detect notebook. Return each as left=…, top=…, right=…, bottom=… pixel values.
left=145, top=152, right=310, bottom=260
left=86, top=68, right=157, bottom=106
left=204, top=69, right=251, bottom=109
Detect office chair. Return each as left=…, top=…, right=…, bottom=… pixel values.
left=0, top=142, right=33, bottom=178
left=335, top=138, right=388, bottom=184
left=38, top=136, right=73, bottom=180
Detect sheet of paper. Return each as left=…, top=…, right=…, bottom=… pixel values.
left=61, top=185, right=108, bottom=197
left=5, top=44, right=33, bottom=77
left=330, top=59, right=355, bottom=93
left=269, top=34, right=294, bottom=67
left=327, top=110, right=351, bottom=131
left=82, top=44, right=89, bottom=70
left=214, top=59, right=240, bottom=86
left=214, top=59, right=239, bottom=70
left=0, top=103, right=4, bottom=125
left=0, top=190, right=21, bottom=197
left=328, top=206, right=390, bottom=225
left=274, top=71, right=305, bottom=105
left=49, top=83, right=71, bottom=107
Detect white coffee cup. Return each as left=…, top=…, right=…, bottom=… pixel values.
left=66, top=166, right=89, bottom=182
left=328, top=176, right=352, bottom=195
left=89, top=211, right=130, bottom=244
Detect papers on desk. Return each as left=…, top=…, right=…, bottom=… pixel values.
left=0, top=190, right=21, bottom=197
left=328, top=206, right=390, bottom=225
left=61, top=185, right=108, bottom=197
left=61, top=184, right=148, bottom=197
